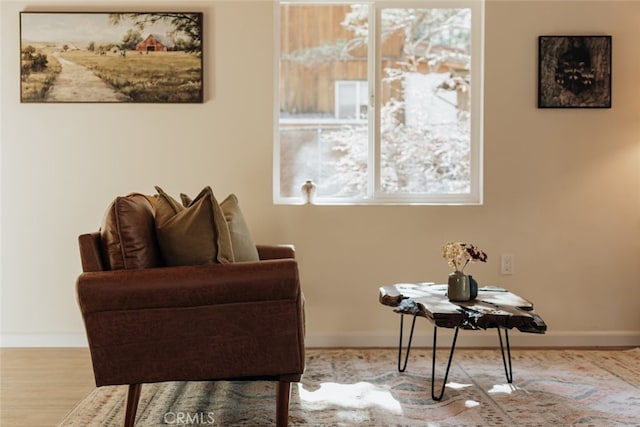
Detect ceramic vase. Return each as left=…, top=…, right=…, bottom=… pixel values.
left=468, top=275, right=478, bottom=300
left=301, top=179, right=317, bottom=204
left=447, top=271, right=471, bottom=302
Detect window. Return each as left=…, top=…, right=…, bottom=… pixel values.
left=275, top=1, right=484, bottom=205
left=335, top=80, right=368, bottom=120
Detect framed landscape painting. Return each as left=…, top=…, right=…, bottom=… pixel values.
left=538, top=35, right=611, bottom=108
left=20, top=12, right=203, bottom=103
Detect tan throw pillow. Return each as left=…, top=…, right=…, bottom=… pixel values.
left=180, top=192, right=192, bottom=207
left=180, top=192, right=260, bottom=262
left=154, top=186, right=234, bottom=266
left=220, top=194, right=260, bottom=262
left=100, top=193, right=162, bottom=270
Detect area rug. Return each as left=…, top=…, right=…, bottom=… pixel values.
left=59, top=348, right=640, bottom=426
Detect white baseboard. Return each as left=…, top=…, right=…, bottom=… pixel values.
left=305, top=330, right=640, bottom=348
left=0, top=333, right=88, bottom=347
left=2, top=331, right=639, bottom=348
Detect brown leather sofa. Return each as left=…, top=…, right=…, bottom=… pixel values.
left=76, top=193, right=305, bottom=426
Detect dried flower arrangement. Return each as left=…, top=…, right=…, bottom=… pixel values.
left=441, top=242, right=488, bottom=272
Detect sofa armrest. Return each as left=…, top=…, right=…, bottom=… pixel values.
left=77, top=258, right=305, bottom=386
left=77, top=259, right=300, bottom=315
left=257, top=244, right=296, bottom=260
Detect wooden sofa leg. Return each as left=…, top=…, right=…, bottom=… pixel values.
left=276, top=381, right=291, bottom=427
left=124, top=384, right=142, bottom=427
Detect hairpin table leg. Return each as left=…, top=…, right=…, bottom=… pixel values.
left=431, top=326, right=459, bottom=401
left=397, top=314, right=418, bottom=372
left=497, top=328, right=513, bottom=383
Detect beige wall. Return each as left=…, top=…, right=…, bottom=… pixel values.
left=1, top=1, right=639, bottom=347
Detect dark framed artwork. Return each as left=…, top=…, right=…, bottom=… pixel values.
left=20, top=12, right=203, bottom=103
left=538, top=35, right=611, bottom=108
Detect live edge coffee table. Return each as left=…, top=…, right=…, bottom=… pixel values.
left=379, top=283, right=547, bottom=401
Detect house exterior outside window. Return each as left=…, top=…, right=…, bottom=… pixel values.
left=335, top=80, right=368, bottom=120
left=275, top=1, right=484, bottom=205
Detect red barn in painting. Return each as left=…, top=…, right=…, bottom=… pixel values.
left=135, top=34, right=168, bottom=52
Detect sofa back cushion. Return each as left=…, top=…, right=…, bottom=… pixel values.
left=100, top=193, right=163, bottom=270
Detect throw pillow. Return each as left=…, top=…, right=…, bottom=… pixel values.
left=220, top=194, right=260, bottom=262
left=154, top=186, right=234, bottom=266
left=100, top=193, right=162, bottom=270
left=180, top=192, right=260, bottom=262
left=180, top=192, right=192, bottom=207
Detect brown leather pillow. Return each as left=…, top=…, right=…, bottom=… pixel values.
left=154, top=186, right=234, bottom=266
left=100, top=193, right=162, bottom=270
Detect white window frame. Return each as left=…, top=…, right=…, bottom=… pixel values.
left=274, top=0, right=485, bottom=205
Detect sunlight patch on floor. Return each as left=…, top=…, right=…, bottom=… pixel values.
left=465, top=400, right=480, bottom=408
left=488, top=383, right=519, bottom=394
left=446, top=382, right=473, bottom=390
left=297, top=382, right=403, bottom=414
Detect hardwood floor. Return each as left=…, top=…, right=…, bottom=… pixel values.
left=1, top=348, right=95, bottom=427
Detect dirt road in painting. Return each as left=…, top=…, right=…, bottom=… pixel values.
left=46, top=53, right=131, bottom=102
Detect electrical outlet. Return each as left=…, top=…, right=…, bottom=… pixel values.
left=501, top=254, right=514, bottom=275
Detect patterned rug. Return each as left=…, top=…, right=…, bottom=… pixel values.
left=59, top=348, right=640, bottom=426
